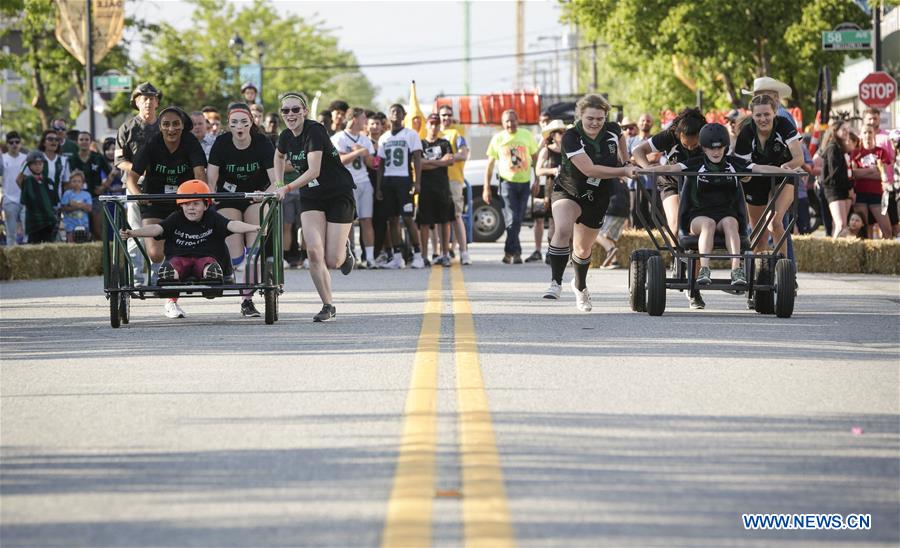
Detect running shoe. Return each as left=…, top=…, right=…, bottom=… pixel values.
left=241, top=299, right=261, bottom=318
left=513, top=254, right=523, bottom=264
left=164, top=300, right=185, bottom=319
left=730, top=267, right=747, bottom=288
left=502, top=254, right=513, bottom=264
left=313, top=304, right=336, bottom=322
left=340, top=240, right=355, bottom=275
left=301, top=258, right=310, bottom=269
left=543, top=280, right=561, bottom=299
left=373, top=252, right=389, bottom=268
left=524, top=250, right=543, bottom=263
left=411, top=253, right=426, bottom=269
left=570, top=279, right=592, bottom=311
left=449, top=249, right=456, bottom=258
left=431, top=253, right=439, bottom=263
left=202, top=261, right=223, bottom=282
left=157, top=262, right=177, bottom=283
left=362, top=260, right=375, bottom=270
left=440, top=255, right=451, bottom=267
left=697, top=266, right=712, bottom=285
left=688, top=290, right=705, bottom=310
left=383, top=253, right=405, bottom=269
left=460, top=251, right=472, bottom=265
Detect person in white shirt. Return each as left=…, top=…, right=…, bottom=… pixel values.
left=2, top=132, right=27, bottom=245
left=332, top=107, right=377, bottom=268
left=375, top=104, right=424, bottom=269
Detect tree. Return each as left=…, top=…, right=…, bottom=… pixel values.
left=134, top=0, right=376, bottom=114
left=0, top=0, right=131, bottom=140
left=564, top=0, right=869, bottom=120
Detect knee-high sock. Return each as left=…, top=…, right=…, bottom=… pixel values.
left=548, top=244, right=570, bottom=285
left=572, top=254, right=591, bottom=291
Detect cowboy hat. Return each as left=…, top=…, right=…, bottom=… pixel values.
left=741, top=76, right=792, bottom=99
left=620, top=116, right=637, bottom=128
left=541, top=119, right=568, bottom=138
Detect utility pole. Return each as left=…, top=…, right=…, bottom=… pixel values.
left=516, top=0, right=524, bottom=89
left=591, top=40, right=598, bottom=93
left=85, top=0, right=95, bottom=138
left=873, top=1, right=882, bottom=71
left=464, top=0, right=471, bottom=95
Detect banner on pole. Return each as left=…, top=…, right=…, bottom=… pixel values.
left=55, top=0, right=125, bottom=65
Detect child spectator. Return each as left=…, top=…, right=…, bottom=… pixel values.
left=59, top=170, right=92, bottom=242
left=850, top=125, right=892, bottom=239
left=838, top=212, right=867, bottom=240
left=19, top=150, right=58, bottom=244
left=650, top=123, right=800, bottom=295
left=119, top=180, right=260, bottom=319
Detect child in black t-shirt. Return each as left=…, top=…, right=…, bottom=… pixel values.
left=651, top=123, right=800, bottom=289
left=120, top=180, right=260, bottom=319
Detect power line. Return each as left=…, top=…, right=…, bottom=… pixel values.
left=265, top=45, right=595, bottom=72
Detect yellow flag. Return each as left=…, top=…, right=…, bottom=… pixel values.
left=404, top=80, right=427, bottom=138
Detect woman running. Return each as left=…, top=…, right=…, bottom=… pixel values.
left=274, top=92, right=356, bottom=322
left=733, top=94, right=804, bottom=251
left=127, top=106, right=207, bottom=318
left=544, top=94, right=634, bottom=311
left=207, top=102, right=278, bottom=318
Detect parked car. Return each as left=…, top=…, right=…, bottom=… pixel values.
left=464, top=158, right=539, bottom=242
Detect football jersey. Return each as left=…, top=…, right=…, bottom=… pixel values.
left=331, top=130, right=375, bottom=186
left=378, top=128, right=423, bottom=178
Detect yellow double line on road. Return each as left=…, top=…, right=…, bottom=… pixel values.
left=382, top=264, right=514, bottom=548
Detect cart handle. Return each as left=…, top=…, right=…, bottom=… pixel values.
left=99, top=192, right=278, bottom=202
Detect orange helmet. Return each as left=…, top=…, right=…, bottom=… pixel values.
left=176, top=180, right=211, bottom=205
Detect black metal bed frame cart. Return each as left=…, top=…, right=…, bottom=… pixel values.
left=100, top=192, right=284, bottom=327
left=628, top=171, right=802, bottom=318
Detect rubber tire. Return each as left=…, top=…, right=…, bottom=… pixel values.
left=646, top=255, right=667, bottom=316
left=629, top=249, right=659, bottom=312
left=265, top=289, right=276, bottom=325
left=119, top=292, right=130, bottom=325
left=471, top=193, right=505, bottom=242
left=774, top=258, right=796, bottom=318
left=109, top=264, right=120, bottom=329
left=754, top=261, right=775, bottom=315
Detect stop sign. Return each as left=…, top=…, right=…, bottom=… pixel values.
left=859, top=71, right=897, bottom=109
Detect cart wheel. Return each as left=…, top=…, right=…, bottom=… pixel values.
left=265, top=289, right=276, bottom=325
left=646, top=255, right=666, bottom=316
left=774, top=258, right=796, bottom=318
left=273, top=290, right=279, bottom=322
left=753, top=260, right=775, bottom=315
left=629, top=249, right=659, bottom=312
left=109, top=264, right=121, bottom=328
left=119, top=292, right=130, bottom=325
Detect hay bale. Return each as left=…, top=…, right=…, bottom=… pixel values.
left=862, top=239, right=900, bottom=275
left=0, top=242, right=104, bottom=280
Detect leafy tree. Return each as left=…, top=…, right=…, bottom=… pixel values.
left=565, top=0, right=869, bottom=120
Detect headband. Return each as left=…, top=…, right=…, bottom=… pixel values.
left=280, top=92, right=308, bottom=108
left=228, top=105, right=253, bottom=119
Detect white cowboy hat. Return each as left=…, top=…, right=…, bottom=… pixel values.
left=741, top=76, right=792, bottom=99
left=620, top=116, right=637, bottom=128
left=541, top=119, right=568, bottom=138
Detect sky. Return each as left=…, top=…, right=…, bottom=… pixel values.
left=125, top=0, right=574, bottom=110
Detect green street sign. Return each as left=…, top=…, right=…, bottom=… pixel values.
left=93, top=74, right=132, bottom=92
left=822, top=30, right=871, bottom=51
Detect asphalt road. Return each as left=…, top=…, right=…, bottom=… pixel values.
left=1, top=238, right=899, bottom=547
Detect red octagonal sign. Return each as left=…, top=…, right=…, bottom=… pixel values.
left=859, top=71, right=897, bottom=109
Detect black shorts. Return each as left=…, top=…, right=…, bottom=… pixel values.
left=300, top=190, right=356, bottom=224
left=855, top=191, right=882, bottom=206
left=139, top=201, right=177, bottom=220
left=550, top=184, right=610, bottom=229
left=658, top=175, right=682, bottom=201
left=415, top=184, right=455, bottom=226
left=823, top=185, right=851, bottom=203
left=216, top=199, right=254, bottom=214
left=743, top=175, right=795, bottom=207
left=380, top=176, right=414, bottom=218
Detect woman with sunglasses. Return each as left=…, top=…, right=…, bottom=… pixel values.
left=128, top=106, right=207, bottom=318
left=274, top=92, right=356, bottom=323
left=207, top=102, right=277, bottom=318
left=36, top=129, right=70, bottom=207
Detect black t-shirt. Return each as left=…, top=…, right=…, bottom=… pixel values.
left=155, top=209, right=233, bottom=262
left=208, top=133, right=275, bottom=193
left=733, top=117, right=799, bottom=167
left=821, top=142, right=851, bottom=191
left=648, top=130, right=704, bottom=165
left=557, top=121, right=622, bottom=195
left=276, top=120, right=355, bottom=198
left=420, top=137, right=452, bottom=189
left=69, top=151, right=111, bottom=196
left=115, top=115, right=160, bottom=169
left=133, top=132, right=207, bottom=195
left=677, top=155, right=752, bottom=213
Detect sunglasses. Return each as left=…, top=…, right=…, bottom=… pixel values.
left=281, top=107, right=303, bottom=114
left=7, top=139, right=21, bottom=145
left=52, top=127, right=66, bottom=132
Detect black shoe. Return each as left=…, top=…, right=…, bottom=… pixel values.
left=313, top=304, right=336, bottom=322
left=202, top=261, right=224, bottom=282
left=241, top=299, right=261, bottom=318
left=340, top=239, right=354, bottom=275
left=688, top=290, right=705, bottom=310
left=157, top=261, right=177, bottom=283
left=512, top=254, right=523, bottom=264
left=524, top=250, right=543, bottom=263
